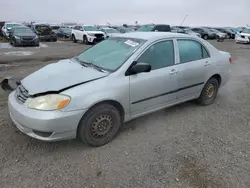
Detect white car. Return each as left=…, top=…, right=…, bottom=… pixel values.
left=71, top=25, right=105, bottom=44
left=2, top=22, right=22, bottom=38
left=235, top=28, right=250, bottom=44
left=99, top=27, right=121, bottom=38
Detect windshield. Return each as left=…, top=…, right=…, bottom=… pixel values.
left=14, top=27, right=33, bottom=34
left=137, top=25, right=154, bottom=32
left=76, top=38, right=145, bottom=71
left=242, top=28, right=250, bottom=34
left=6, top=24, right=20, bottom=28
left=62, top=28, right=72, bottom=32
left=105, top=28, right=119, bottom=33
left=84, top=26, right=99, bottom=31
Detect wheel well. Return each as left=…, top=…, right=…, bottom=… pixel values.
left=88, top=100, right=125, bottom=122
left=210, top=74, right=221, bottom=86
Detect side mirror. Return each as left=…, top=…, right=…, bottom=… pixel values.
left=131, top=62, right=151, bottom=74
left=79, top=28, right=83, bottom=31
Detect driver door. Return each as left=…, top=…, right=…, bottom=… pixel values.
left=129, top=40, right=179, bottom=118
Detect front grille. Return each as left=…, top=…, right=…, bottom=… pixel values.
left=22, top=36, right=34, bottom=40
left=15, top=85, right=29, bottom=103
left=95, top=34, right=104, bottom=38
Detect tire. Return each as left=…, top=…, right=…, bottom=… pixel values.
left=77, top=104, right=122, bottom=147
left=83, top=35, right=88, bottom=44
left=53, top=38, right=57, bottom=42
left=203, top=35, right=208, bottom=40
left=72, top=34, right=77, bottom=43
left=197, top=78, right=219, bottom=105
left=13, top=40, right=17, bottom=47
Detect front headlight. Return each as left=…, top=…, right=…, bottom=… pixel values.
left=34, top=35, right=39, bottom=39
left=14, top=36, right=20, bottom=39
left=28, top=94, right=70, bottom=111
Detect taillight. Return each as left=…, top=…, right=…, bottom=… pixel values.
left=229, top=57, right=232, bottom=63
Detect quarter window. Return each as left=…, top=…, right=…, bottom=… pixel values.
left=137, top=40, right=175, bottom=70
left=177, top=39, right=210, bottom=63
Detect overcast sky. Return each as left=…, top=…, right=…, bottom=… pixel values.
left=1, top=0, right=249, bottom=27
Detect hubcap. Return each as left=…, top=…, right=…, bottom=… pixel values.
left=205, top=84, right=215, bottom=98
left=91, top=115, right=113, bottom=139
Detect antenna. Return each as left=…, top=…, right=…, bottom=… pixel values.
left=180, top=15, right=188, bottom=26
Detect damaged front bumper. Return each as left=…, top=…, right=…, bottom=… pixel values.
left=1, top=77, right=85, bottom=141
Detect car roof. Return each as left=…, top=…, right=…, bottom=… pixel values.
left=116, top=32, right=191, bottom=40
left=5, top=22, right=21, bottom=25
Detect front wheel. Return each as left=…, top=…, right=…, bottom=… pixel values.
left=197, top=78, right=219, bottom=105
left=83, top=35, right=88, bottom=44
left=77, top=104, right=121, bottom=147
left=203, top=35, right=208, bottom=40
left=72, top=34, right=77, bottom=43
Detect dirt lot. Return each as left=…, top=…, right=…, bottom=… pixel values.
left=0, top=40, right=250, bottom=188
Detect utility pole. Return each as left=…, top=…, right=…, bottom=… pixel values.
left=180, top=15, right=188, bottom=26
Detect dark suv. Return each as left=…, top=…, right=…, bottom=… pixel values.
left=31, top=24, right=57, bottom=42
left=214, top=28, right=235, bottom=39
left=137, top=24, right=171, bottom=32
left=191, top=27, right=217, bottom=40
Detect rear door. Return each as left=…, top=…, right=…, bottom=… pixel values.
left=129, top=39, right=179, bottom=117
left=175, top=38, right=211, bottom=100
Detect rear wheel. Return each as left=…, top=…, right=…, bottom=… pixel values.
left=197, top=78, right=219, bottom=105
left=77, top=104, right=121, bottom=147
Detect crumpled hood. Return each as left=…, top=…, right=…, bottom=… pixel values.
left=21, top=59, right=108, bottom=95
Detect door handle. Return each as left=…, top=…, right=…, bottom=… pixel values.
left=169, top=69, right=179, bottom=75
left=204, top=61, right=211, bottom=66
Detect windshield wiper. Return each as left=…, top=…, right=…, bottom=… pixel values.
left=74, top=57, right=108, bottom=73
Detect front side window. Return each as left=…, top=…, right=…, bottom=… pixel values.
left=77, top=38, right=145, bottom=71
left=137, top=40, right=175, bottom=70
left=177, top=39, right=210, bottom=63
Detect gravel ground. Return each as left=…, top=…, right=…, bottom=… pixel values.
left=0, top=40, right=89, bottom=63
left=0, top=40, right=250, bottom=188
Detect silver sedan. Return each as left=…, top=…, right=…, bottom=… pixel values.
left=3, top=32, right=232, bottom=146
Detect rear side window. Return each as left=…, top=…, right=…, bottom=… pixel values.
left=177, top=39, right=210, bottom=63
left=137, top=40, right=174, bottom=70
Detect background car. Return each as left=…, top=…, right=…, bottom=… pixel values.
left=9, top=26, right=39, bottom=47
left=31, top=23, right=57, bottom=42
left=215, top=28, right=235, bottom=39
left=137, top=24, right=171, bottom=32
left=71, top=25, right=105, bottom=44
left=235, top=27, right=250, bottom=44
left=183, top=28, right=201, bottom=37
left=190, top=27, right=217, bottom=40
left=99, top=27, right=121, bottom=38
left=0, top=21, right=5, bottom=37
left=207, top=28, right=228, bottom=39
left=2, top=22, right=22, bottom=38
left=114, top=26, right=135, bottom=33
left=56, top=27, right=72, bottom=38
